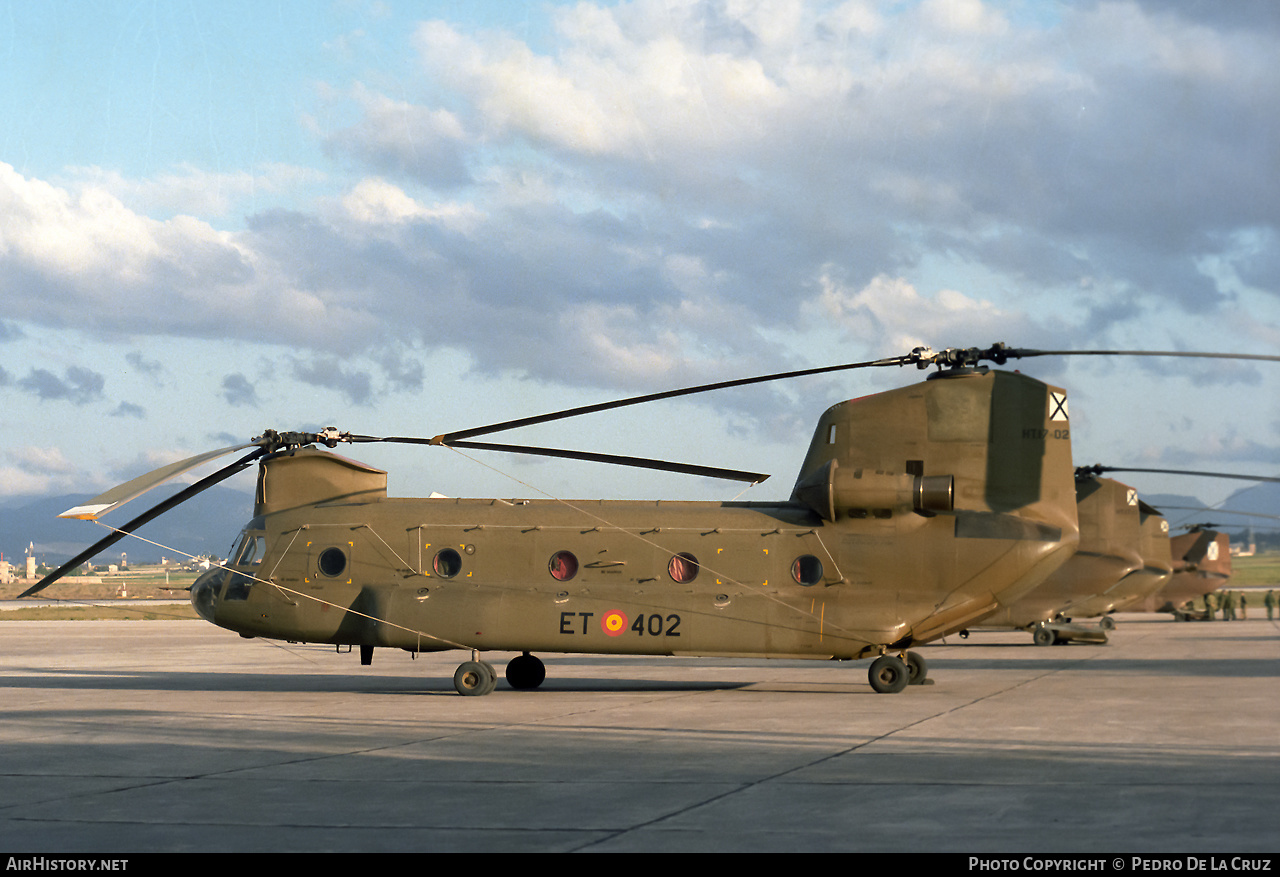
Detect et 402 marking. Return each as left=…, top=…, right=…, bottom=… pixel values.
left=559, top=611, right=682, bottom=637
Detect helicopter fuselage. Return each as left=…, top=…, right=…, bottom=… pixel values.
left=191, top=369, right=1081, bottom=665
left=192, top=489, right=1075, bottom=660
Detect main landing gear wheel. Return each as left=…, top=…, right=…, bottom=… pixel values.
left=1099, top=616, right=1116, bottom=631
left=868, top=654, right=910, bottom=694
left=1033, top=626, right=1056, bottom=647
left=454, top=660, right=497, bottom=696
left=904, top=650, right=929, bottom=685
left=505, top=652, right=546, bottom=690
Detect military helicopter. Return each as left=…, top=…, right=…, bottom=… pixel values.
left=1090, top=497, right=1175, bottom=619
left=1118, top=490, right=1280, bottom=618
left=970, top=461, right=1280, bottom=643
left=1148, top=526, right=1234, bottom=620
left=21, top=344, right=1279, bottom=695
left=973, top=471, right=1166, bottom=645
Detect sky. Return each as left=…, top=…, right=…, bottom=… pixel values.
left=1, top=0, right=1278, bottom=552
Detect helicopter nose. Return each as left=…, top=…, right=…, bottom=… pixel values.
left=190, top=568, right=224, bottom=623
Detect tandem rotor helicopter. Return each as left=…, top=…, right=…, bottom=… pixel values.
left=22, top=343, right=1280, bottom=695
left=972, top=470, right=1174, bottom=646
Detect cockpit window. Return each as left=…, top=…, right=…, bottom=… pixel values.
left=231, top=531, right=265, bottom=566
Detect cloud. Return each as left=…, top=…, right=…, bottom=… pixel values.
left=1149, top=431, right=1280, bottom=467
left=803, top=273, right=1046, bottom=353
left=340, top=177, right=484, bottom=231
left=221, top=373, right=259, bottom=408
left=125, top=351, right=163, bottom=376
left=0, top=1, right=1276, bottom=426
left=290, top=355, right=374, bottom=405
left=63, top=163, right=328, bottom=219
left=374, top=347, right=426, bottom=393
left=17, top=366, right=105, bottom=405
left=111, top=401, right=146, bottom=419
left=0, top=446, right=87, bottom=497
left=322, top=85, right=472, bottom=188
left=0, top=162, right=385, bottom=353
left=304, top=1, right=1276, bottom=352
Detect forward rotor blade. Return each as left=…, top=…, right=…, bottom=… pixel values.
left=19, top=448, right=266, bottom=598
left=60, top=442, right=260, bottom=520
left=445, top=440, right=769, bottom=483
left=341, top=434, right=768, bottom=482
left=433, top=354, right=913, bottom=443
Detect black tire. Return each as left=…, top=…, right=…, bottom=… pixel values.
left=454, top=660, right=496, bottom=696
left=1033, top=626, right=1055, bottom=647
left=905, top=650, right=928, bottom=685
left=868, top=655, right=909, bottom=694
left=1099, top=616, right=1116, bottom=631
left=505, top=653, right=546, bottom=690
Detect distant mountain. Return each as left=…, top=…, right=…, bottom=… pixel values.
left=1209, top=482, right=1280, bottom=533
left=1221, top=481, right=1280, bottom=516
left=1144, top=493, right=1205, bottom=512
left=1146, top=482, right=1280, bottom=535
left=0, top=485, right=255, bottom=567
left=1143, top=493, right=1208, bottom=528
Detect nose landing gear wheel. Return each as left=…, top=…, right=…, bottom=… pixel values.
left=868, top=654, right=909, bottom=694
left=454, top=660, right=497, bottom=696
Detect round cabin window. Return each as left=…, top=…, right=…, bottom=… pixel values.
left=433, top=548, right=462, bottom=579
left=668, top=552, right=699, bottom=583
left=318, top=547, right=347, bottom=578
left=791, top=555, right=823, bottom=586
left=548, top=550, right=578, bottom=581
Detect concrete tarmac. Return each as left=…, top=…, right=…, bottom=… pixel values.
left=1, top=613, right=1277, bottom=854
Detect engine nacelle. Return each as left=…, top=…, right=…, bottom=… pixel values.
left=793, top=458, right=954, bottom=521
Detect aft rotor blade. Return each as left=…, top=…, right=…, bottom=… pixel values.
left=1079, top=465, right=1280, bottom=483
left=433, top=354, right=913, bottom=443
left=60, top=442, right=260, bottom=520
left=445, top=440, right=769, bottom=483
left=1152, top=506, right=1280, bottom=522
left=992, top=347, right=1280, bottom=365
left=435, top=345, right=1280, bottom=444
left=19, top=448, right=266, bottom=598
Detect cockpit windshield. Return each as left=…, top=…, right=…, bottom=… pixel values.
left=230, top=531, right=265, bottom=566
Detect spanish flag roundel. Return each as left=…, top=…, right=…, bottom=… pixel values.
left=601, top=610, right=628, bottom=637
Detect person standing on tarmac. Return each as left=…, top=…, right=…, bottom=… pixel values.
left=1265, top=590, right=1276, bottom=621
